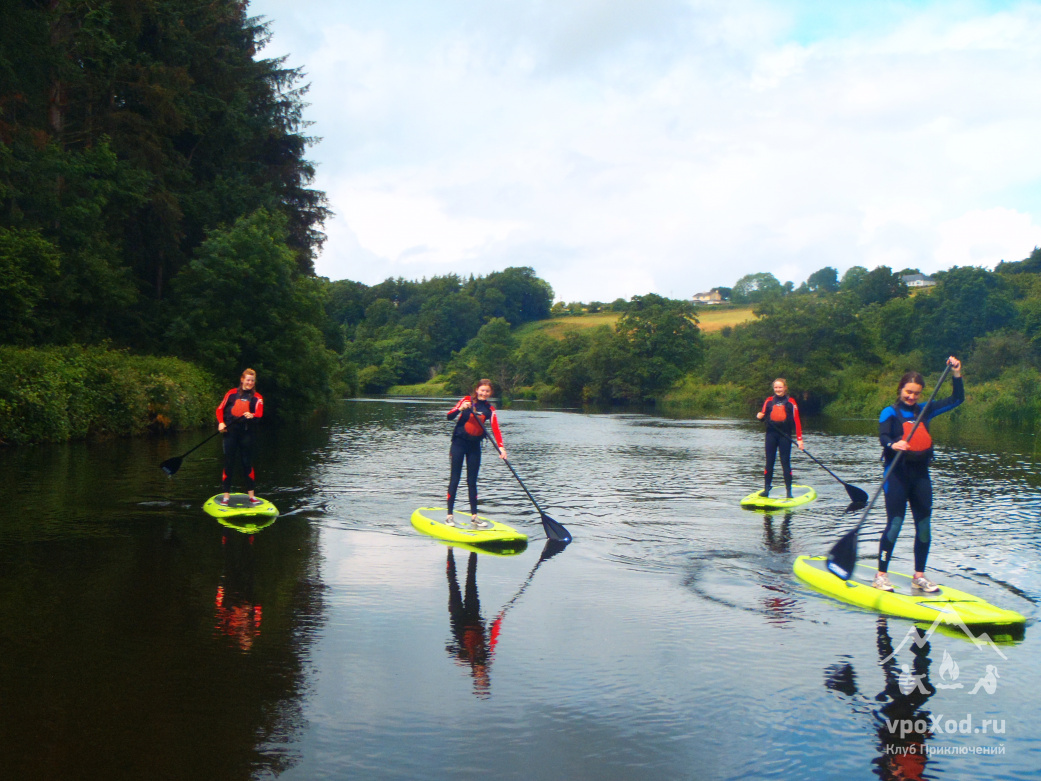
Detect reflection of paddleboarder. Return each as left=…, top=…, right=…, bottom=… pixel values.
left=824, top=617, right=935, bottom=781
left=214, top=533, right=263, bottom=652
left=445, top=549, right=499, bottom=697
left=762, top=512, right=792, bottom=554
left=444, top=540, right=568, bottom=698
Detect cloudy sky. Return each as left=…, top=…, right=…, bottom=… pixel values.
left=248, top=0, right=1041, bottom=303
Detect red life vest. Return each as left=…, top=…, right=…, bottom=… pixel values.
left=769, top=402, right=788, bottom=423
left=464, top=413, right=487, bottom=437
left=902, top=420, right=933, bottom=452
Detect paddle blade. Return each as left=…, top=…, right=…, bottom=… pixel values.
left=826, top=523, right=860, bottom=580
left=538, top=538, right=570, bottom=562
left=844, top=483, right=869, bottom=504
left=540, top=512, right=572, bottom=543
left=159, top=457, right=182, bottom=477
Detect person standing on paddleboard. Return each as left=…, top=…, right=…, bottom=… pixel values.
left=216, top=368, right=264, bottom=506
left=756, top=378, right=804, bottom=498
left=873, top=357, right=963, bottom=593
left=445, top=379, right=507, bottom=528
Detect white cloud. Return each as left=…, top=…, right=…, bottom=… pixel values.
left=250, top=0, right=1041, bottom=300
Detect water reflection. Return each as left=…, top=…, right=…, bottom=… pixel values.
left=445, top=540, right=569, bottom=698
left=762, top=512, right=793, bottom=554
left=825, top=617, right=936, bottom=781
left=215, top=533, right=263, bottom=653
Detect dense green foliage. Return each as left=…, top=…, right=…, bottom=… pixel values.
left=0, top=345, right=218, bottom=444
left=330, top=267, right=555, bottom=394
left=677, top=256, right=1041, bottom=426
left=0, top=0, right=333, bottom=436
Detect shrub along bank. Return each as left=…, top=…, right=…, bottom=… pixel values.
left=0, top=346, right=219, bottom=445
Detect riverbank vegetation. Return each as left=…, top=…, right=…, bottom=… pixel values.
left=4, top=3, right=1041, bottom=444
left=1, top=1, right=335, bottom=441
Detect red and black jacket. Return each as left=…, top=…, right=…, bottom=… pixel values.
left=447, top=396, right=504, bottom=448
left=760, top=395, right=803, bottom=439
left=216, top=388, right=264, bottom=429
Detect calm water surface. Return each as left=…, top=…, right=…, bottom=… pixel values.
left=1, top=399, right=1039, bottom=780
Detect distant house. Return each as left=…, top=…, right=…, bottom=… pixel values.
left=901, top=274, right=936, bottom=288
left=693, top=290, right=723, bottom=305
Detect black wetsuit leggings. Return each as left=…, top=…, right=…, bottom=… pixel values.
left=222, top=426, right=256, bottom=492
left=879, top=460, right=932, bottom=573
left=764, top=428, right=792, bottom=495
left=447, top=437, right=482, bottom=515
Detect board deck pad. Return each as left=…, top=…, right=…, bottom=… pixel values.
left=203, top=493, right=279, bottom=520
left=411, top=507, right=527, bottom=548
left=794, top=555, right=1026, bottom=628
left=741, top=484, right=816, bottom=509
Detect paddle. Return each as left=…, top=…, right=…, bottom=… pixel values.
left=826, top=361, right=954, bottom=580
left=159, top=430, right=220, bottom=476
left=493, top=538, right=569, bottom=622
left=472, top=413, right=573, bottom=543
left=771, top=427, right=869, bottom=504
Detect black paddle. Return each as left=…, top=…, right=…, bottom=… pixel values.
left=826, top=361, right=955, bottom=580
left=493, top=538, right=570, bottom=622
left=771, top=427, right=869, bottom=504
left=159, top=430, right=220, bottom=476
left=472, top=414, right=573, bottom=543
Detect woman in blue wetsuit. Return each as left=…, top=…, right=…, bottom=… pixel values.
left=445, top=379, right=507, bottom=528
left=873, top=357, right=963, bottom=593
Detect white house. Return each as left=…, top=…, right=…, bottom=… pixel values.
left=692, top=290, right=723, bottom=305
left=901, top=273, right=936, bottom=288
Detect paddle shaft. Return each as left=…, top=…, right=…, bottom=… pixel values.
left=770, top=426, right=867, bottom=501
left=466, top=408, right=572, bottom=541
left=180, top=429, right=221, bottom=458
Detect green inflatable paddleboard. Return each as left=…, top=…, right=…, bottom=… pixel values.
left=411, top=507, right=527, bottom=548
left=741, top=484, right=816, bottom=509
left=203, top=493, right=279, bottom=522
left=794, top=555, right=1026, bottom=628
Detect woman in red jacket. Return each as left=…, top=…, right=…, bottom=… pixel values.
left=755, top=378, right=804, bottom=498
left=216, top=368, right=264, bottom=505
left=445, top=379, right=507, bottom=527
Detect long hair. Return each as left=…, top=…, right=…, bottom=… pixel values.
left=474, top=378, right=494, bottom=397
left=772, top=378, right=788, bottom=394
left=240, top=368, right=257, bottom=389
left=896, top=371, right=924, bottom=400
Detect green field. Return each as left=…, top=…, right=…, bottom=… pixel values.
left=515, top=306, right=754, bottom=339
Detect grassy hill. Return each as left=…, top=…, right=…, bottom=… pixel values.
left=514, top=306, right=755, bottom=339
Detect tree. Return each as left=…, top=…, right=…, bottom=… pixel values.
left=167, top=209, right=337, bottom=415
left=805, top=267, right=839, bottom=294
left=840, top=266, right=868, bottom=291
left=731, top=272, right=784, bottom=305
left=447, top=318, right=520, bottom=394
left=909, top=266, right=1015, bottom=362
left=612, top=294, right=702, bottom=400
left=0, top=228, right=60, bottom=344
left=853, top=266, right=908, bottom=307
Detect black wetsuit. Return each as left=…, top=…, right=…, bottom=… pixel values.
left=760, top=395, right=802, bottom=497
left=877, top=376, right=963, bottom=573
left=217, top=388, right=263, bottom=492
left=446, top=397, right=502, bottom=516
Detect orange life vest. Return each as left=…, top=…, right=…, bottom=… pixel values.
left=902, top=420, right=933, bottom=452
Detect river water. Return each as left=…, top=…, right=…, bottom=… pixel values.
left=0, top=399, right=1038, bottom=780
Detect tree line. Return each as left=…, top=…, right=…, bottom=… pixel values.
left=1, top=0, right=334, bottom=424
